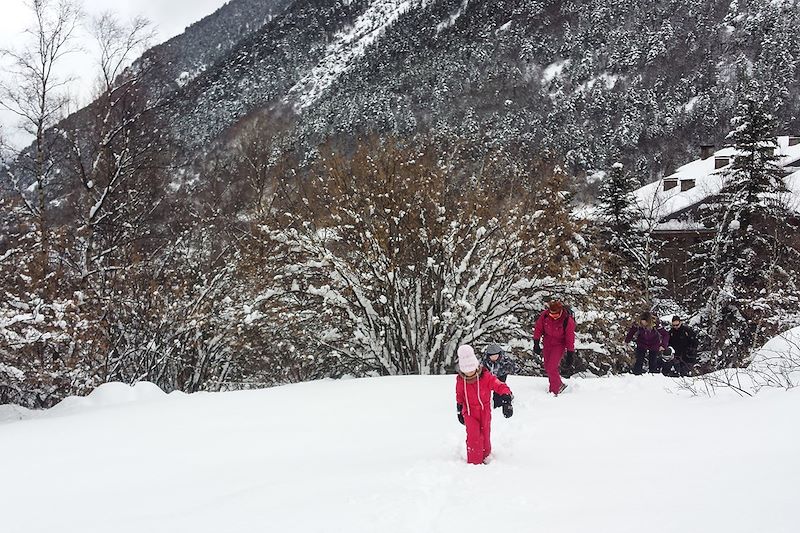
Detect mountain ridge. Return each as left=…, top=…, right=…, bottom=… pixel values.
left=159, top=0, right=800, bottom=182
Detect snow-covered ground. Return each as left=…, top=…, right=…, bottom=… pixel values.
left=1, top=373, right=798, bottom=533
left=695, top=325, right=800, bottom=395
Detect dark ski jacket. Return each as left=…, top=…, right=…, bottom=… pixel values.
left=668, top=325, right=698, bottom=358
left=625, top=324, right=669, bottom=352
left=481, top=353, right=517, bottom=381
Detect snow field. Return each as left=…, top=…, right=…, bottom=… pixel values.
left=1, top=373, right=798, bottom=533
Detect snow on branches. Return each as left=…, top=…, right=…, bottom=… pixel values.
left=244, top=140, right=565, bottom=375
left=691, top=95, right=800, bottom=368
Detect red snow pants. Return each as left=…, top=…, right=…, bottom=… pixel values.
left=464, top=409, right=492, bottom=464
left=543, top=343, right=565, bottom=394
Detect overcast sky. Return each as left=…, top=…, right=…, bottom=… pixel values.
left=1, top=0, right=231, bottom=149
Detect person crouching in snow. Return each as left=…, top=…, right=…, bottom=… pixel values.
left=533, top=299, right=576, bottom=396
left=481, top=343, right=516, bottom=415
left=456, top=345, right=513, bottom=465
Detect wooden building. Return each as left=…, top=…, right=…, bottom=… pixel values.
left=635, top=136, right=800, bottom=302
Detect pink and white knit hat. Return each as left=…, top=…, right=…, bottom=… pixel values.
left=457, top=345, right=480, bottom=374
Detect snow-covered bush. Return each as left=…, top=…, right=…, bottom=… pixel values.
left=678, top=326, right=800, bottom=396
left=0, top=292, right=98, bottom=408
left=239, top=140, right=573, bottom=375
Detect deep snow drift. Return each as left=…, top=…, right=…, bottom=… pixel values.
left=1, top=373, right=798, bottom=533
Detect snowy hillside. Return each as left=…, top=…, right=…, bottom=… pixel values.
left=2, top=375, right=798, bottom=533
left=287, top=0, right=421, bottom=109
left=21, top=0, right=796, bottom=179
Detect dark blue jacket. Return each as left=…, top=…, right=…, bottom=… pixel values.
left=481, top=353, right=517, bottom=380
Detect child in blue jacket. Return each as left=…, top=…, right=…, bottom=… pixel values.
left=481, top=343, right=516, bottom=414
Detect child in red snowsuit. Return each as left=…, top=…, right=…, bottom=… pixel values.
left=455, top=345, right=513, bottom=465
left=533, top=300, right=576, bottom=395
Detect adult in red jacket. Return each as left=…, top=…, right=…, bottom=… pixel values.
left=533, top=300, right=576, bottom=395
left=455, top=345, right=513, bottom=465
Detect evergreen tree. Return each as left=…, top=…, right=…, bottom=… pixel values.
left=695, top=95, right=800, bottom=367
left=595, top=162, right=662, bottom=301
left=597, top=163, right=643, bottom=257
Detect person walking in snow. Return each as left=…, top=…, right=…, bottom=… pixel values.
left=664, top=315, right=698, bottom=376
left=533, top=299, right=576, bottom=395
left=625, top=311, right=670, bottom=375
left=456, top=345, right=513, bottom=465
left=481, top=343, right=517, bottom=411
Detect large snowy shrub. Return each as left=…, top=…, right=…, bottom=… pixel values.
left=238, top=140, right=575, bottom=375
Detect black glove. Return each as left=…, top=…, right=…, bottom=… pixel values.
left=492, top=393, right=503, bottom=409
left=534, top=340, right=542, bottom=356
left=565, top=351, right=575, bottom=366
left=457, top=403, right=464, bottom=425
left=496, top=394, right=512, bottom=406
left=458, top=413, right=464, bottom=425
left=502, top=403, right=513, bottom=418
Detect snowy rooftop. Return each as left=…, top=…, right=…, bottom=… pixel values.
left=636, top=136, right=800, bottom=225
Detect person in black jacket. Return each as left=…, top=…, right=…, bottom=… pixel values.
left=664, top=316, right=698, bottom=376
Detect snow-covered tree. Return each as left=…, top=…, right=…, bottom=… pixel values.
left=595, top=161, right=662, bottom=304
left=693, top=95, right=800, bottom=367
left=242, top=140, right=561, bottom=376
left=0, top=5, right=177, bottom=406
left=596, top=162, right=643, bottom=256
left=62, top=12, right=162, bottom=281
left=98, top=226, right=241, bottom=392
left=0, top=0, right=81, bottom=290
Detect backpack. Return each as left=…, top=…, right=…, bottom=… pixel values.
left=561, top=305, right=575, bottom=332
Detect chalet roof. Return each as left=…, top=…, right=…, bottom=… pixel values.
left=636, top=136, right=800, bottom=223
